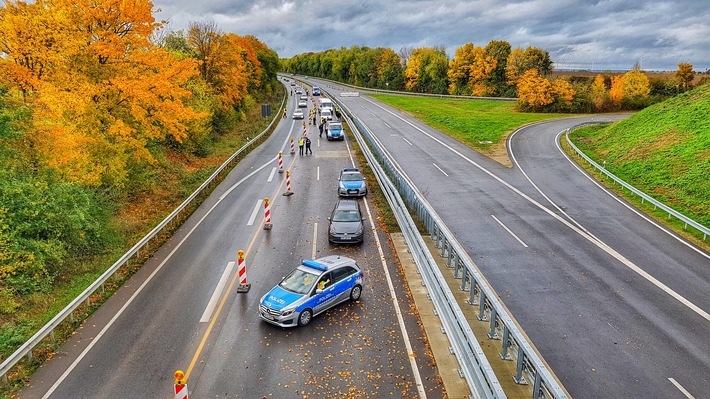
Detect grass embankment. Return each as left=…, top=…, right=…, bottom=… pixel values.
left=370, top=95, right=572, bottom=166
left=569, top=84, right=710, bottom=249
left=0, top=95, right=283, bottom=396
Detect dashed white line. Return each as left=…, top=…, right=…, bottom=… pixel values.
left=267, top=167, right=276, bottom=182
left=491, top=215, right=528, bottom=248
left=384, top=122, right=391, bottom=128
left=199, top=261, right=236, bottom=322
left=669, top=378, right=695, bottom=399
left=432, top=163, right=449, bottom=177
left=312, top=222, right=318, bottom=259
left=247, top=199, right=263, bottom=226
left=317, top=165, right=320, bottom=181
left=402, top=137, right=413, bottom=146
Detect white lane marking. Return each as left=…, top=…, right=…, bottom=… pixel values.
left=362, top=97, right=710, bottom=324
left=402, top=137, right=413, bottom=146
left=312, top=222, right=318, bottom=259
left=552, top=130, right=710, bottom=261
left=267, top=167, right=276, bottom=182
left=317, top=165, right=320, bottom=181
left=200, top=262, right=236, bottom=322
left=384, top=122, right=391, bottom=129
left=219, top=156, right=277, bottom=201
left=41, top=173, right=244, bottom=398
left=361, top=192, right=427, bottom=399
left=247, top=199, right=263, bottom=226
left=432, top=163, right=449, bottom=177
left=669, top=378, right=695, bottom=399
left=371, top=112, right=376, bottom=117
left=491, top=215, right=528, bottom=248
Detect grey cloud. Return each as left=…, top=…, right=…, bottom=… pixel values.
left=154, top=0, right=710, bottom=71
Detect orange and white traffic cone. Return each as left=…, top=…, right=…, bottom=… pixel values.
left=263, top=197, right=273, bottom=230
left=236, top=249, right=250, bottom=293
left=283, top=170, right=294, bottom=196
left=278, top=151, right=284, bottom=173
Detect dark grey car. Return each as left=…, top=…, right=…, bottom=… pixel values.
left=327, top=199, right=365, bottom=244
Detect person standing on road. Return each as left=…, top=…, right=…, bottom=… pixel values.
left=318, top=122, right=324, bottom=138
left=298, top=135, right=305, bottom=156
left=305, top=136, right=312, bottom=155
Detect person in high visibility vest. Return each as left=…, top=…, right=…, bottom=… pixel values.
left=298, top=136, right=305, bottom=156
left=318, top=277, right=330, bottom=290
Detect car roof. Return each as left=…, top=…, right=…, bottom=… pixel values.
left=335, top=199, right=360, bottom=210
left=301, top=255, right=358, bottom=272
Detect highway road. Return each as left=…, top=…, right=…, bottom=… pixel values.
left=317, top=79, right=710, bottom=399
left=20, top=82, right=446, bottom=398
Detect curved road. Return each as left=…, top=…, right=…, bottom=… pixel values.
left=319, top=79, right=709, bottom=399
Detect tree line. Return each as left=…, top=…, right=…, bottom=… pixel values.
left=0, top=0, right=279, bottom=311
left=282, top=42, right=703, bottom=113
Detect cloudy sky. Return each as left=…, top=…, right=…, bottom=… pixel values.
left=153, top=0, right=710, bottom=72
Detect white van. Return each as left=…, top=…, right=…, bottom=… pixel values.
left=319, top=98, right=333, bottom=112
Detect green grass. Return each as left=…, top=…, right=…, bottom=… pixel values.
left=570, top=84, right=710, bottom=229
left=370, top=95, right=573, bottom=156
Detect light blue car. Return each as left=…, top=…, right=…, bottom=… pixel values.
left=259, top=256, right=364, bottom=327
left=338, top=167, right=367, bottom=197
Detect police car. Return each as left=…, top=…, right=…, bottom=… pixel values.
left=338, top=167, right=367, bottom=197
left=259, top=256, right=364, bottom=327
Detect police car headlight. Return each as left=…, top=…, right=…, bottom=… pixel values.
left=281, top=308, right=295, bottom=316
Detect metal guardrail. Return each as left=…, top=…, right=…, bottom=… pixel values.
left=334, top=94, right=568, bottom=399
left=565, top=125, right=709, bottom=240
left=0, top=98, right=286, bottom=384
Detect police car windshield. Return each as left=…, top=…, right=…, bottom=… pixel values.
left=280, top=268, right=319, bottom=295
left=341, top=172, right=362, bottom=181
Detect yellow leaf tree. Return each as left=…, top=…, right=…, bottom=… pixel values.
left=674, top=63, right=694, bottom=92
left=622, top=69, right=650, bottom=98
left=590, top=74, right=608, bottom=110
left=551, top=79, right=575, bottom=106
left=517, top=69, right=553, bottom=109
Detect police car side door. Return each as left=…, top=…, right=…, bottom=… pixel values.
left=313, top=272, right=336, bottom=315
left=330, top=267, right=355, bottom=305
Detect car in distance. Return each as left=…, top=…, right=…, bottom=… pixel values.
left=338, top=167, right=367, bottom=197
left=327, top=121, right=344, bottom=141
left=259, top=256, right=364, bottom=327
left=299, top=94, right=308, bottom=101
left=327, top=199, right=365, bottom=244
left=298, top=100, right=308, bottom=108
left=290, top=81, right=295, bottom=86
left=292, top=108, right=304, bottom=119
left=312, top=87, right=321, bottom=96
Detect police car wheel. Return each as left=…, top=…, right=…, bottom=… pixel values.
left=298, top=309, right=313, bottom=326
left=350, top=285, right=362, bottom=301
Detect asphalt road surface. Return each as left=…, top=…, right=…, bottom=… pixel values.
left=20, top=82, right=446, bottom=398
left=317, top=79, right=709, bottom=399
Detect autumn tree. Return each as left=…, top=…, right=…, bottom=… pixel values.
left=506, top=46, right=553, bottom=88
left=609, top=75, right=624, bottom=106
left=484, top=40, right=512, bottom=96
left=517, top=69, right=553, bottom=109
left=622, top=69, right=650, bottom=98
left=551, top=78, right=575, bottom=106
left=675, top=63, right=694, bottom=92
left=590, top=74, right=608, bottom=110
left=447, top=42, right=497, bottom=96
left=405, top=47, right=448, bottom=94
left=375, top=48, right=404, bottom=90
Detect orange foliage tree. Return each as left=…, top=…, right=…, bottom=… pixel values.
left=0, top=0, right=205, bottom=186
left=447, top=42, right=497, bottom=96
left=609, top=75, right=624, bottom=106
left=590, top=74, right=608, bottom=109
left=517, top=69, right=553, bottom=109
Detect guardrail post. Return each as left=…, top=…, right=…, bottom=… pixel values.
left=499, top=326, right=512, bottom=360
left=477, top=291, right=487, bottom=321
left=440, top=238, right=447, bottom=257
left=468, top=281, right=479, bottom=305
left=446, top=250, right=455, bottom=268
left=514, top=348, right=528, bottom=384
left=487, top=308, right=499, bottom=339
left=453, top=256, right=463, bottom=279
left=459, top=269, right=468, bottom=291
left=533, top=369, right=543, bottom=398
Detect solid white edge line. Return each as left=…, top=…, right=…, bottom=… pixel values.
left=199, top=261, right=236, bottom=322
left=432, top=163, right=449, bottom=177
left=361, top=197, right=427, bottom=398
left=668, top=378, right=695, bottom=399
left=247, top=199, right=263, bottom=226
left=491, top=215, right=528, bottom=248
left=362, top=96, right=710, bottom=323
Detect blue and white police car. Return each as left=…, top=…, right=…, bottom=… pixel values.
left=259, top=255, right=364, bottom=327
left=337, top=167, right=367, bottom=197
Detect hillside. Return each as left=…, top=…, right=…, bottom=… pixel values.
left=571, top=83, right=710, bottom=226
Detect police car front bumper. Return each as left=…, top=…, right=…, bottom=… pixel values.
left=259, top=304, right=299, bottom=327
